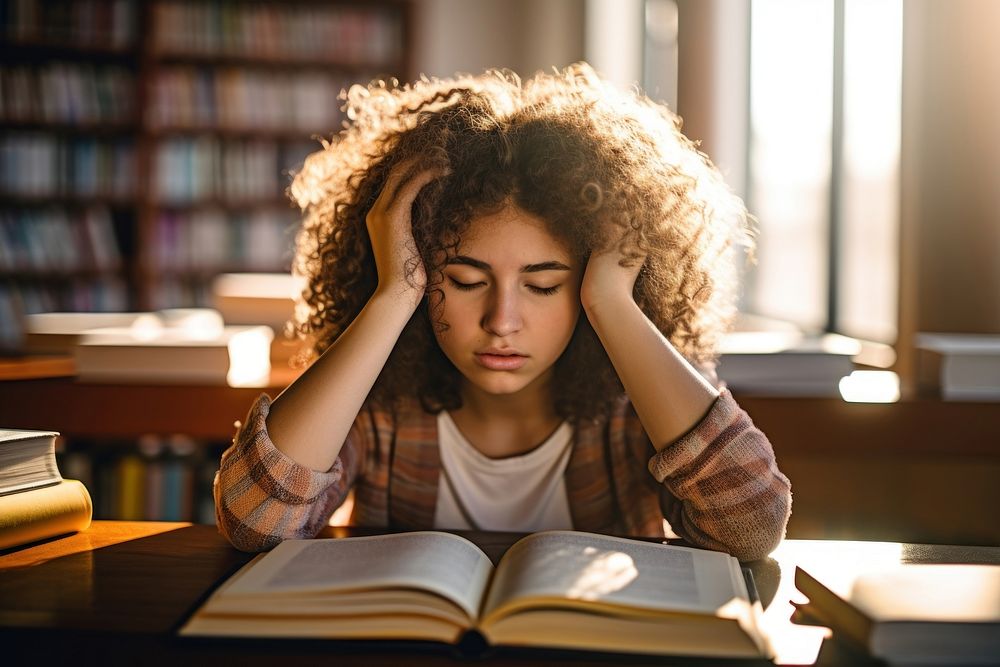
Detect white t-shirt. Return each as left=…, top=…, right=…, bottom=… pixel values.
left=433, top=411, right=574, bottom=532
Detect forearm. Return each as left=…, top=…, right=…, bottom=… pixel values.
left=266, top=291, right=416, bottom=471
left=584, top=294, right=718, bottom=449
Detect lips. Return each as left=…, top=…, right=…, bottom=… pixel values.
left=474, top=349, right=528, bottom=371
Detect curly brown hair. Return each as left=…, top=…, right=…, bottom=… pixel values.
left=287, top=63, right=752, bottom=424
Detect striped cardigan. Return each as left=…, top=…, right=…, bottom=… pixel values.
left=215, top=389, right=791, bottom=561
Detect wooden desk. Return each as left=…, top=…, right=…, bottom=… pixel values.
left=1, top=522, right=998, bottom=666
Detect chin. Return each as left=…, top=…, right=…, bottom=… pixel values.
left=466, top=370, right=535, bottom=396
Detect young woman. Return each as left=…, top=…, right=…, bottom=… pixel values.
left=216, top=64, right=791, bottom=561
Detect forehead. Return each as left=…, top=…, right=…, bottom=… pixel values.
left=456, top=205, right=573, bottom=265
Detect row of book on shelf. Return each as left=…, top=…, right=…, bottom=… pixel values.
left=60, top=434, right=221, bottom=524
left=0, top=205, right=122, bottom=272
left=0, top=134, right=319, bottom=200
left=152, top=1, right=403, bottom=65
left=152, top=136, right=315, bottom=203
left=0, top=64, right=135, bottom=125
left=1, top=0, right=136, bottom=48
left=152, top=208, right=296, bottom=272
left=0, top=63, right=364, bottom=131
left=0, top=134, right=134, bottom=197
left=148, top=67, right=348, bottom=132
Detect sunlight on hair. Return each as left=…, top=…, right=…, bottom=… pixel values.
left=838, top=370, right=900, bottom=403
left=565, top=547, right=638, bottom=600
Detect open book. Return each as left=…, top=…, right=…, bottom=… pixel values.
left=181, top=530, right=770, bottom=659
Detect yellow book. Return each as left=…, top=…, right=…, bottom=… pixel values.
left=0, top=479, right=93, bottom=551
left=117, top=455, right=145, bottom=521
left=181, top=530, right=771, bottom=660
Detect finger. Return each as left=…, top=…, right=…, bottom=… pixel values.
left=372, top=158, right=427, bottom=212
left=372, top=159, right=417, bottom=211
left=384, top=166, right=447, bottom=217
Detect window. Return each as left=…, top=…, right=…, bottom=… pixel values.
left=747, top=0, right=902, bottom=342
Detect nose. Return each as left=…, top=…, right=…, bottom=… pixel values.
left=481, top=286, right=523, bottom=337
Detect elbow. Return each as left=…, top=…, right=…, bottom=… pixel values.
left=215, top=501, right=282, bottom=553
left=729, top=484, right=792, bottom=562
left=213, top=467, right=338, bottom=553
left=214, top=478, right=283, bottom=553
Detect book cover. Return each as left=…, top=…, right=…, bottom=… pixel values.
left=0, top=479, right=93, bottom=551
left=795, top=563, right=1000, bottom=665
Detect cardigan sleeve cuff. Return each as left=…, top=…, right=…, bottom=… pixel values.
left=225, top=393, right=344, bottom=504
left=646, top=389, right=748, bottom=484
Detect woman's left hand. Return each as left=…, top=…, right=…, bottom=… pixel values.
left=580, top=242, right=644, bottom=312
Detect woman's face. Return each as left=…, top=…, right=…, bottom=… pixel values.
left=433, top=204, right=583, bottom=399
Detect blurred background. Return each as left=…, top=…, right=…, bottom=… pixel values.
left=1, top=0, right=997, bottom=542
left=3, top=0, right=998, bottom=386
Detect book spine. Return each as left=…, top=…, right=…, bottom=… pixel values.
left=116, top=453, right=144, bottom=521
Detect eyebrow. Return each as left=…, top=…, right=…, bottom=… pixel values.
left=447, top=255, right=572, bottom=273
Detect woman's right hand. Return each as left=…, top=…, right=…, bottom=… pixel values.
left=366, top=162, right=443, bottom=308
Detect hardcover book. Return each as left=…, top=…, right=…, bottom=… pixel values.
left=794, top=563, right=1000, bottom=665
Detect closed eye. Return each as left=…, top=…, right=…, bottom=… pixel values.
left=447, top=276, right=561, bottom=296
left=447, top=277, right=485, bottom=291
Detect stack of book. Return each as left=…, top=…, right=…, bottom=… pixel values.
left=917, top=333, right=1000, bottom=401
left=716, top=330, right=860, bottom=396
left=212, top=272, right=301, bottom=362
left=0, top=429, right=93, bottom=551
left=25, top=308, right=274, bottom=386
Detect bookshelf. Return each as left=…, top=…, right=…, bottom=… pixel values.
left=1, top=0, right=412, bottom=348
left=0, top=0, right=412, bottom=522
left=0, top=0, right=140, bottom=349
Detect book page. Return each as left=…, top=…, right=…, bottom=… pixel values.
left=221, top=532, right=494, bottom=620
left=482, top=531, right=747, bottom=622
